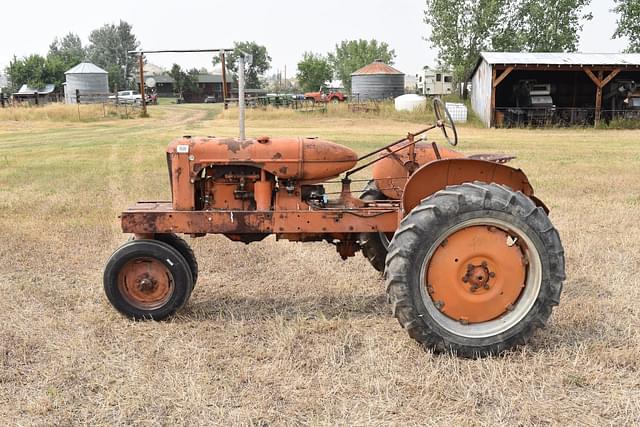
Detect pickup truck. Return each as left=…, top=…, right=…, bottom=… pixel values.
left=304, top=86, right=347, bottom=103
left=109, top=90, right=143, bottom=105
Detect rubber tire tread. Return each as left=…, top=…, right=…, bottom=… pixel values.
left=155, top=233, right=199, bottom=288
left=384, top=182, right=565, bottom=358
left=104, top=239, right=193, bottom=320
left=360, top=180, right=390, bottom=272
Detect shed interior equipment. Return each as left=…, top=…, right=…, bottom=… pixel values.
left=471, top=53, right=640, bottom=127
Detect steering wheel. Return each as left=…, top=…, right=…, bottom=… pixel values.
left=433, top=98, right=458, bottom=146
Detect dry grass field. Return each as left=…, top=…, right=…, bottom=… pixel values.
left=0, top=103, right=639, bottom=426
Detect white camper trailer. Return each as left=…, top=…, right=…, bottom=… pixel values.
left=416, top=67, right=454, bottom=96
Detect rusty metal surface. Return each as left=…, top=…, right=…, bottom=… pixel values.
left=117, top=256, right=174, bottom=310
left=351, top=61, right=404, bottom=75
left=167, top=136, right=357, bottom=182
left=402, top=158, right=535, bottom=214
left=121, top=202, right=400, bottom=235
left=372, top=142, right=464, bottom=199
left=426, top=225, right=526, bottom=324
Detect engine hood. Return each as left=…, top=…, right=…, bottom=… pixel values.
left=167, top=136, right=358, bottom=181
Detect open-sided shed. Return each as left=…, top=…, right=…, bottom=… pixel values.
left=471, top=52, right=640, bottom=127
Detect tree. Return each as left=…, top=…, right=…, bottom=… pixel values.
left=169, top=64, right=184, bottom=96
left=6, top=54, right=48, bottom=91
left=48, top=33, right=85, bottom=66
left=296, top=52, right=333, bottom=92
left=46, top=33, right=85, bottom=88
left=86, top=21, right=139, bottom=90
left=424, top=0, right=593, bottom=94
left=613, top=0, right=640, bottom=52
left=168, top=64, right=201, bottom=101
left=328, top=39, right=396, bottom=93
left=213, top=41, right=271, bottom=88
left=496, top=0, right=593, bottom=52
left=424, top=0, right=504, bottom=94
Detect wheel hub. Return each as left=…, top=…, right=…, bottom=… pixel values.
left=137, top=275, right=157, bottom=292
left=462, top=261, right=495, bottom=292
left=117, top=258, right=174, bottom=310
left=426, top=225, right=526, bottom=324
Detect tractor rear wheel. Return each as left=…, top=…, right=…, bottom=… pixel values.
left=104, top=240, right=193, bottom=320
left=385, top=182, right=565, bottom=357
left=360, top=181, right=392, bottom=272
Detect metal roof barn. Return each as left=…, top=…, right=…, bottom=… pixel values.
left=64, top=62, right=109, bottom=104
left=470, top=52, right=640, bottom=128
left=351, top=60, right=405, bottom=101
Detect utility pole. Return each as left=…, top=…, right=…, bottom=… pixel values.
left=220, top=50, right=228, bottom=110
left=238, top=54, right=246, bottom=141
left=138, top=54, right=147, bottom=116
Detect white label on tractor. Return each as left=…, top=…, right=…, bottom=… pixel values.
left=176, top=145, right=189, bottom=154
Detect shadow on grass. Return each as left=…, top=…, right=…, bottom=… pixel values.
left=179, top=293, right=388, bottom=322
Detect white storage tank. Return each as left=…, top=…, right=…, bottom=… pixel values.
left=445, top=102, right=468, bottom=123
left=64, top=62, right=109, bottom=104
left=395, top=94, right=427, bottom=111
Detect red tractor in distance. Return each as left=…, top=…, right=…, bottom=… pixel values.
left=103, top=99, right=565, bottom=358
left=304, top=85, right=347, bottom=103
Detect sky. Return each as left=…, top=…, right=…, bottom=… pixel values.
left=0, top=0, right=630, bottom=76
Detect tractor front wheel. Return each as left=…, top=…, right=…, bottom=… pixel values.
left=104, top=240, right=193, bottom=320
left=131, top=233, right=199, bottom=289
left=385, top=182, right=565, bottom=357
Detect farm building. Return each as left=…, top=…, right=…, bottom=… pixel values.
left=471, top=52, right=640, bottom=127
left=64, top=62, right=109, bottom=104
left=351, top=60, right=405, bottom=101
left=135, top=73, right=234, bottom=102
left=12, top=84, right=56, bottom=105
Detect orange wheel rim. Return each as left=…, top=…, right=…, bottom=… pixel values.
left=426, top=225, right=526, bottom=324
left=117, top=257, right=174, bottom=310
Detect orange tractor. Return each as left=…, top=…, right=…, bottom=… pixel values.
left=104, top=99, right=565, bottom=357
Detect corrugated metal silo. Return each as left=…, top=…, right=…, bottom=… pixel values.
left=351, top=60, right=405, bottom=101
left=64, top=63, right=109, bottom=104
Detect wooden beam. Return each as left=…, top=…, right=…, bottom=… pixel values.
left=493, top=66, right=514, bottom=88
left=505, top=64, right=638, bottom=72
left=584, top=68, right=601, bottom=87
left=601, top=68, right=621, bottom=88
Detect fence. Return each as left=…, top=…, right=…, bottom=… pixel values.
left=495, top=107, right=640, bottom=128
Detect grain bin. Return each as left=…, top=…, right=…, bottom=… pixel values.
left=351, top=60, right=405, bottom=101
left=64, top=63, right=109, bottom=104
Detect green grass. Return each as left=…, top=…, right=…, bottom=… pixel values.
left=0, top=104, right=639, bottom=425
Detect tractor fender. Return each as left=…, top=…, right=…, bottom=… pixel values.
left=401, top=158, right=548, bottom=215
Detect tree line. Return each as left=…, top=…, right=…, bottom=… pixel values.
left=6, top=21, right=138, bottom=93
left=425, top=0, right=640, bottom=94
left=6, top=2, right=640, bottom=97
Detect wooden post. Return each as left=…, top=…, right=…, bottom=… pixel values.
left=221, top=51, right=228, bottom=109
left=595, top=71, right=603, bottom=126
left=490, top=67, right=497, bottom=127
left=585, top=68, right=621, bottom=127
left=139, top=54, right=147, bottom=116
